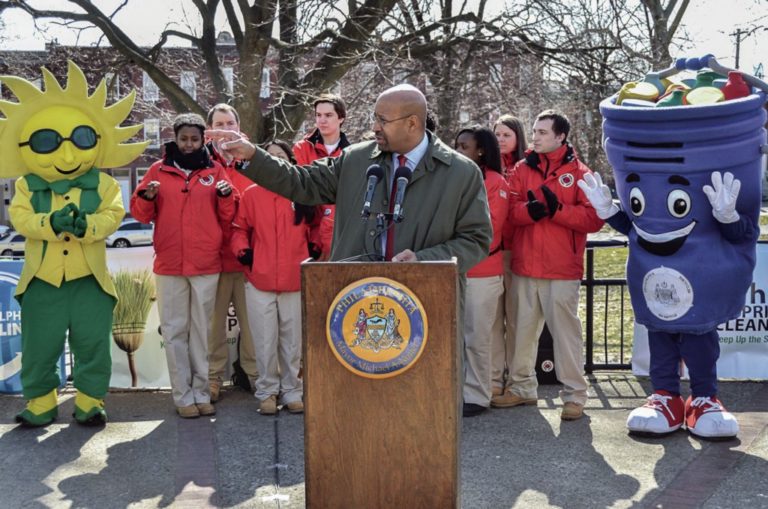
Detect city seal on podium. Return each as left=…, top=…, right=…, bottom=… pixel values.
left=326, top=277, right=428, bottom=379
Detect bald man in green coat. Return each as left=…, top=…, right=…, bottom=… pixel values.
left=208, top=85, right=491, bottom=274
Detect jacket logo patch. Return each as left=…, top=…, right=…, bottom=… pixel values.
left=324, top=208, right=332, bottom=216
left=559, top=173, right=575, bottom=188
left=198, top=175, right=215, bottom=186
left=499, top=190, right=508, bottom=199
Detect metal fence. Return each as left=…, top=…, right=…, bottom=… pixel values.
left=582, top=239, right=632, bottom=372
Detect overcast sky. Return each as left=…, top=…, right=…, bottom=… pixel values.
left=2, top=0, right=767, bottom=75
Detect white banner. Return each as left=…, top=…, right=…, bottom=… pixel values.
left=632, top=242, right=768, bottom=379
left=107, top=247, right=241, bottom=389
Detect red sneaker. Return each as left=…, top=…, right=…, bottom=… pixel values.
left=685, top=396, right=739, bottom=439
left=627, top=390, right=684, bottom=436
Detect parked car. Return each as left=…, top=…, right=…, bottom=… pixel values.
left=106, top=220, right=154, bottom=248
left=0, top=231, right=25, bottom=257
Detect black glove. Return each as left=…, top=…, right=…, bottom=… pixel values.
left=526, top=190, right=548, bottom=222
left=540, top=185, right=560, bottom=218
left=237, top=248, right=253, bottom=268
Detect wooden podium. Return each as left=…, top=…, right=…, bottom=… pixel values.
left=301, top=261, right=460, bottom=509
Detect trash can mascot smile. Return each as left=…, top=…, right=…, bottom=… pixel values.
left=0, top=61, right=147, bottom=427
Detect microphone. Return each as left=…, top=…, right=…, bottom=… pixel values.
left=392, top=166, right=412, bottom=223
left=361, top=164, right=385, bottom=218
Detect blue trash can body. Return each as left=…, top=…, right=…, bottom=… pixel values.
left=601, top=93, right=766, bottom=334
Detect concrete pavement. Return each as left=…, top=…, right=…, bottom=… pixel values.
left=1, top=374, right=767, bottom=508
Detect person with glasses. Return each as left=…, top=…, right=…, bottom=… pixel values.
left=207, top=84, right=491, bottom=274
left=131, top=113, right=235, bottom=419
left=3, top=62, right=146, bottom=427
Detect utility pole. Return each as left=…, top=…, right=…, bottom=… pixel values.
left=731, top=28, right=746, bottom=68
left=731, top=26, right=768, bottom=70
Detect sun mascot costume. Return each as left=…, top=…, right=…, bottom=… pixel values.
left=0, top=61, right=147, bottom=426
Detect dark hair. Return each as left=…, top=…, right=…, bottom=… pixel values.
left=206, top=103, right=240, bottom=127
left=262, top=139, right=317, bottom=226
left=535, top=109, right=570, bottom=142
left=314, top=93, right=347, bottom=121
left=426, top=110, right=438, bottom=132
left=494, top=114, right=528, bottom=162
left=454, top=125, right=502, bottom=173
left=173, top=113, right=206, bottom=137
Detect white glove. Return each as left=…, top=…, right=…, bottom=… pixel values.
left=577, top=172, right=618, bottom=219
left=703, top=171, right=740, bottom=224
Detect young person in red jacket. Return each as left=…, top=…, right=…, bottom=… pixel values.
left=454, top=126, right=509, bottom=417
left=292, top=94, right=351, bottom=260
left=492, top=110, right=603, bottom=421
left=130, top=113, right=235, bottom=419
left=204, top=104, right=259, bottom=402
left=231, top=140, right=319, bottom=415
left=493, top=114, right=529, bottom=398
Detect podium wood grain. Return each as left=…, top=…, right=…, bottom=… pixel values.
left=302, top=261, right=460, bottom=509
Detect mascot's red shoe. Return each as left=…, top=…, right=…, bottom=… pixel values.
left=685, top=396, right=739, bottom=439
left=627, top=390, right=685, bottom=436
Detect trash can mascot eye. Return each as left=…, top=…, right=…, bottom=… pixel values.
left=578, top=84, right=764, bottom=440
left=0, top=61, right=147, bottom=426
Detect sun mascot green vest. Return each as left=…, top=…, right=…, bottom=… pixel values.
left=0, top=61, right=147, bottom=426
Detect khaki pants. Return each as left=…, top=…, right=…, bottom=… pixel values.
left=244, top=284, right=303, bottom=405
left=156, top=273, right=219, bottom=407
left=507, top=274, right=588, bottom=405
left=464, top=275, right=504, bottom=406
left=493, top=251, right=515, bottom=391
left=207, top=271, right=258, bottom=384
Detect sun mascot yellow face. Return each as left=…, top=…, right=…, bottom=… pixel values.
left=0, top=61, right=147, bottom=181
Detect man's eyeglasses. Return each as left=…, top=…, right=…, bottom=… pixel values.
left=370, top=112, right=413, bottom=127
left=19, top=125, right=100, bottom=154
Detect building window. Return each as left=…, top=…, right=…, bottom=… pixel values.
left=223, top=67, right=234, bottom=94
left=180, top=71, right=196, bottom=100
left=105, top=72, right=120, bottom=100
left=144, top=119, right=160, bottom=149
left=260, top=67, right=270, bottom=99
left=143, top=72, right=159, bottom=102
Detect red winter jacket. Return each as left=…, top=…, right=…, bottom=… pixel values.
left=130, top=158, right=235, bottom=276
left=230, top=184, right=312, bottom=292
left=468, top=168, right=509, bottom=278
left=501, top=152, right=520, bottom=250
left=207, top=142, right=256, bottom=273
left=507, top=144, right=603, bottom=280
left=292, top=129, right=351, bottom=259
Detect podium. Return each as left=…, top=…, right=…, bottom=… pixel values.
left=301, top=261, right=460, bottom=509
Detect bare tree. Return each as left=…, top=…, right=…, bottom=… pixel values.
left=1, top=0, right=401, bottom=141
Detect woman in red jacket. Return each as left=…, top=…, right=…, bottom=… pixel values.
left=454, top=126, right=509, bottom=417
left=130, top=113, right=235, bottom=419
left=493, top=114, right=528, bottom=399
left=231, top=140, right=318, bottom=416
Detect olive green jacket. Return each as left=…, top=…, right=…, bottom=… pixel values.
left=240, top=135, right=491, bottom=274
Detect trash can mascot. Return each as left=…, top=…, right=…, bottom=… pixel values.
left=579, top=164, right=759, bottom=439
left=0, top=61, right=147, bottom=426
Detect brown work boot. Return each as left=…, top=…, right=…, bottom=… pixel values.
left=491, top=390, right=537, bottom=408
left=176, top=404, right=200, bottom=419
left=259, top=395, right=277, bottom=415
left=209, top=380, right=221, bottom=403
left=285, top=400, right=304, bottom=414
left=561, top=402, right=584, bottom=421
left=492, top=386, right=504, bottom=397
left=196, top=403, right=216, bottom=416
